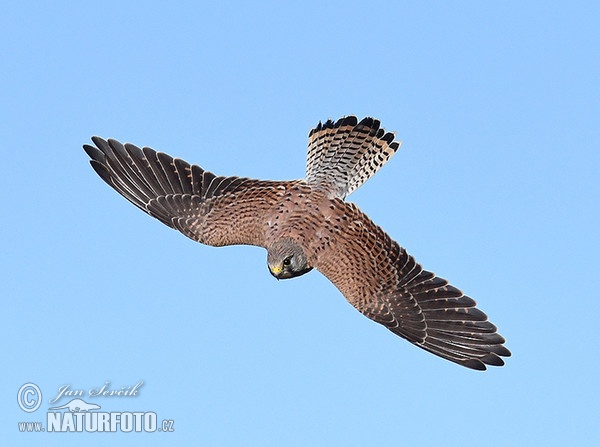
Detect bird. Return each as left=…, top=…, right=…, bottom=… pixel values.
left=84, top=116, right=510, bottom=370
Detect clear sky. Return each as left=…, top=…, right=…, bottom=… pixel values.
left=2, top=1, right=599, bottom=445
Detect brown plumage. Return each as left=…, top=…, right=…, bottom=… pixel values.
left=84, top=116, right=510, bottom=370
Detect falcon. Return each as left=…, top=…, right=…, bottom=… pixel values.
left=84, top=116, right=510, bottom=370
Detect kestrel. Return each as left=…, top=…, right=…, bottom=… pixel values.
left=84, top=116, right=510, bottom=370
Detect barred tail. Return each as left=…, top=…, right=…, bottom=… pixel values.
left=305, top=116, right=401, bottom=199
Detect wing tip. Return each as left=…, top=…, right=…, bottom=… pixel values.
left=462, top=358, right=488, bottom=371
left=461, top=350, right=510, bottom=370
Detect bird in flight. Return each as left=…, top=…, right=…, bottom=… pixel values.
left=84, top=116, right=510, bottom=370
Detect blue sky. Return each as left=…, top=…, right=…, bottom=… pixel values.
left=2, top=1, right=599, bottom=445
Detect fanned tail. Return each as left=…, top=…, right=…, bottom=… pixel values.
left=305, top=116, right=401, bottom=199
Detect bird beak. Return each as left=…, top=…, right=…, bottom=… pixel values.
left=269, top=265, right=282, bottom=279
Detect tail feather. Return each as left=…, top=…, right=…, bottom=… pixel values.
left=305, top=116, right=401, bottom=199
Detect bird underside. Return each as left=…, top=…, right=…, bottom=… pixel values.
left=84, top=115, right=510, bottom=370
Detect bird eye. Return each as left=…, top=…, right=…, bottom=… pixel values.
left=283, top=257, right=292, bottom=267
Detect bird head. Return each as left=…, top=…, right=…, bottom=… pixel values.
left=267, top=239, right=313, bottom=279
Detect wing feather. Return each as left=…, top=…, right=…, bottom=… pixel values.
left=85, top=137, right=295, bottom=248
left=315, top=201, right=510, bottom=370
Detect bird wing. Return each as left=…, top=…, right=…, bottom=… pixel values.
left=84, top=137, right=295, bottom=248
left=314, top=201, right=510, bottom=370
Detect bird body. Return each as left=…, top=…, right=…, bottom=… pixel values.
left=85, top=116, right=510, bottom=370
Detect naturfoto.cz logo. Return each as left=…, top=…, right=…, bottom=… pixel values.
left=17, top=381, right=175, bottom=434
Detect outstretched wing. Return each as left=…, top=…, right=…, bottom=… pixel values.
left=84, top=137, right=294, bottom=248
left=315, top=201, right=510, bottom=370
